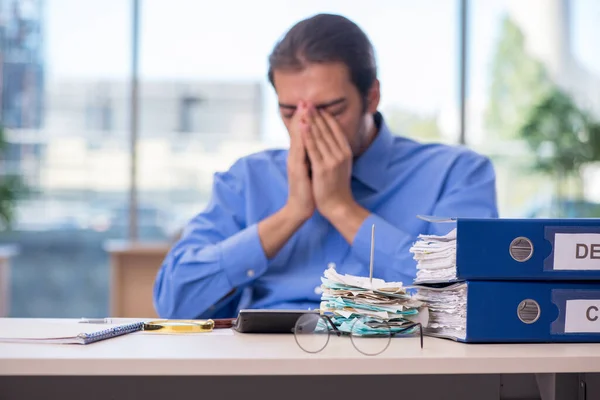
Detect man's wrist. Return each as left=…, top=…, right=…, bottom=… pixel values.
left=257, top=203, right=310, bottom=259
left=321, top=200, right=370, bottom=243
left=280, top=203, right=312, bottom=227
left=323, top=200, right=369, bottom=226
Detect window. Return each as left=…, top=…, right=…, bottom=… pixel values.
left=7, top=0, right=594, bottom=319
left=0, top=0, right=131, bottom=317
left=1, top=0, right=461, bottom=317
left=468, top=0, right=600, bottom=218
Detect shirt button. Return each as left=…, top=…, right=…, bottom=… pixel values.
left=327, top=262, right=336, bottom=269
left=246, top=269, right=255, bottom=277
left=314, top=286, right=323, bottom=295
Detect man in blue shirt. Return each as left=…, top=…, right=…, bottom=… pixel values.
left=153, top=14, right=498, bottom=319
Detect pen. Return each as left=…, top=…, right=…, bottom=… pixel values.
left=79, top=318, right=113, bottom=324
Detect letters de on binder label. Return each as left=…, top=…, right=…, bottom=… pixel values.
left=565, top=299, right=600, bottom=333
left=553, top=233, right=600, bottom=270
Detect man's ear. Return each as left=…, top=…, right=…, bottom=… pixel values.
left=366, top=79, right=380, bottom=113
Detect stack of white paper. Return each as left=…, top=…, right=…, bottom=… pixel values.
left=319, top=267, right=428, bottom=335
left=412, top=282, right=467, bottom=340
left=409, top=228, right=458, bottom=283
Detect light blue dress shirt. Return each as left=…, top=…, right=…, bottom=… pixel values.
left=153, top=113, right=498, bottom=319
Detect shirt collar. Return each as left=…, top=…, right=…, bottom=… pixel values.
left=352, top=112, right=394, bottom=192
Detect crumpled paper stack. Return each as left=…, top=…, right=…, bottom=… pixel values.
left=319, top=267, right=428, bottom=335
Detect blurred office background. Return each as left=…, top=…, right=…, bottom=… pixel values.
left=0, top=0, right=598, bottom=317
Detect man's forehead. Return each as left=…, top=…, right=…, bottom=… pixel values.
left=273, top=63, right=352, bottom=107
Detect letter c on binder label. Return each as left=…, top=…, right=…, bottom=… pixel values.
left=553, top=233, right=600, bottom=270
left=587, top=306, right=598, bottom=322
left=565, top=300, right=600, bottom=333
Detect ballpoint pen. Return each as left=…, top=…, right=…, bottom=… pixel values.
left=79, top=318, right=113, bottom=324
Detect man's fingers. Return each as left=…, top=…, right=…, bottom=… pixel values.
left=289, top=102, right=309, bottom=156
left=289, top=125, right=304, bottom=162
left=313, top=110, right=343, bottom=160
left=302, top=122, right=323, bottom=165
left=320, top=111, right=352, bottom=157
left=308, top=111, right=333, bottom=161
left=287, top=121, right=312, bottom=181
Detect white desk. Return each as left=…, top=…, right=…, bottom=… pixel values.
left=1, top=318, right=599, bottom=400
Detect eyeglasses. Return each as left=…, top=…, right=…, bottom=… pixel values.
left=293, top=313, right=423, bottom=356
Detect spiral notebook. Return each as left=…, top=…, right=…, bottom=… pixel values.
left=0, top=321, right=145, bottom=345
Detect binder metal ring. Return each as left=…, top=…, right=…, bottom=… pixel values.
left=509, top=237, right=534, bottom=262
left=517, top=299, right=540, bottom=324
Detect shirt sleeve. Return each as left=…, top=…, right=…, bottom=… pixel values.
left=153, top=164, right=268, bottom=319
left=351, top=149, right=499, bottom=284
left=428, top=150, right=498, bottom=235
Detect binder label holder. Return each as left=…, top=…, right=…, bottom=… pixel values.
left=545, top=226, right=600, bottom=271
left=564, top=299, right=600, bottom=333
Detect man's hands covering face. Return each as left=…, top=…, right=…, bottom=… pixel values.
left=285, top=101, right=357, bottom=220
left=301, top=105, right=355, bottom=220
left=283, top=101, right=369, bottom=244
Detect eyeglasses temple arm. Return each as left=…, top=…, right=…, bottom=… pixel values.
left=390, top=322, right=424, bottom=349
left=322, top=315, right=342, bottom=337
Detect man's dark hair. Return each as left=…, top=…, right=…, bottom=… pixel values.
left=267, top=14, right=377, bottom=105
